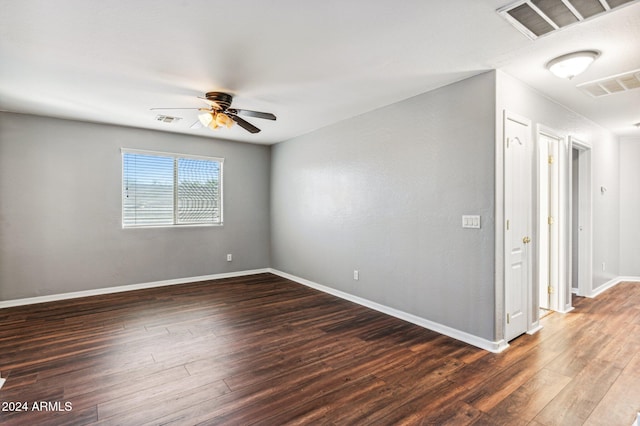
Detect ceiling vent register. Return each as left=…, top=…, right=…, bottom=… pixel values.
left=498, top=0, right=638, bottom=39
left=577, top=69, right=640, bottom=97
left=155, top=115, right=182, bottom=124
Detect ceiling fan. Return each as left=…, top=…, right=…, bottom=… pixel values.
left=151, top=92, right=276, bottom=134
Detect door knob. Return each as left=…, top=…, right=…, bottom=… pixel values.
left=522, top=236, right=531, bottom=244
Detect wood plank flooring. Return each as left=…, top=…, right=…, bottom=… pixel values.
left=0, top=273, right=638, bottom=425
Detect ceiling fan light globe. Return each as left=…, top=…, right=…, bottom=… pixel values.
left=198, top=112, right=213, bottom=127
left=216, top=112, right=234, bottom=128
left=208, top=112, right=219, bottom=129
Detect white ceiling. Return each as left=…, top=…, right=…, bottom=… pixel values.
left=1, top=0, right=639, bottom=145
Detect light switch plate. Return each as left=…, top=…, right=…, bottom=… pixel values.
left=462, top=215, right=481, bottom=229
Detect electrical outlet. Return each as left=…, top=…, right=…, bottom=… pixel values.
left=227, top=254, right=233, bottom=262
left=353, top=270, right=359, bottom=281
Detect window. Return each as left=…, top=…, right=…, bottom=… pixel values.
left=122, top=149, right=223, bottom=227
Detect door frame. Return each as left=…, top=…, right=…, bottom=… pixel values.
left=569, top=137, right=593, bottom=298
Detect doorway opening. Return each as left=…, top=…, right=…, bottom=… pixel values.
left=569, top=137, right=593, bottom=298
left=572, top=148, right=579, bottom=295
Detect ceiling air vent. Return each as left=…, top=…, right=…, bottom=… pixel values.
left=155, top=115, right=182, bottom=124
left=577, top=69, right=640, bottom=97
left=498, top=0, right=639, bottom=39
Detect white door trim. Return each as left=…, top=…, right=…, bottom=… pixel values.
left=558, top=132, right=572, bottom=313
left=495, top=111, right=506, bottom=344
left=569, top=137, right=593, bottom=298
left=536, top=127, right=566, bottom=312
left=536, top=125, right=574, bottom=314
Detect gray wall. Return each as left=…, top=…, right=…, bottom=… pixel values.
left=0, top=112, right=271, bottom=300
left=271, top=72, right=497, bottom=340
left=496, top=71, right=621, bottom=291
left=1, top=72, right=630, bottom=346
left=619, top=137, right=640, bottom=276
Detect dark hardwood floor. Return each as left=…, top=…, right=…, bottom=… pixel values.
left=0, top=273, right=638, bottom=425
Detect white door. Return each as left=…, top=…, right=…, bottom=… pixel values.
left=538, top=133, right=560, bottom=311
left=504, top=113, right=532, bottom=342
left=538, top=130, right=573, bottom=313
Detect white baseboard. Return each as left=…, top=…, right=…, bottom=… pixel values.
left=269, top=269, right=507, bottom=353
left=588, top=276, right=640, bottom=298
left=0, top=269, right=270, bottom=309
left=526, top=324, right=543, bottom=335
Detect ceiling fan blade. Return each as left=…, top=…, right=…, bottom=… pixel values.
left=231, top=115, right=261, bottom=133
left=150, top=107, right=200, bottom=110
left=198, top=97, right=223, bottom=109
left=229, top=109, right=276, bottom=120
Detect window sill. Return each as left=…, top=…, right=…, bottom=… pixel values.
left=122, top=223, right=224, bottom=230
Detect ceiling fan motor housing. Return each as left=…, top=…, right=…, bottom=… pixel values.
left=205, top=92, right=233, bottom=110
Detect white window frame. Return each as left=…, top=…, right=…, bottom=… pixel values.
left=121, top=148, right=224, bottom=228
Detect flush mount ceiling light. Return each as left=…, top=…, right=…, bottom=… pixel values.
left=546, top=50, right=600, bottom=79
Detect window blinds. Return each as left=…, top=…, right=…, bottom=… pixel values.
left=177, top=157, right=221, bottom=224
left=122, top=150, right=223, bottom=227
